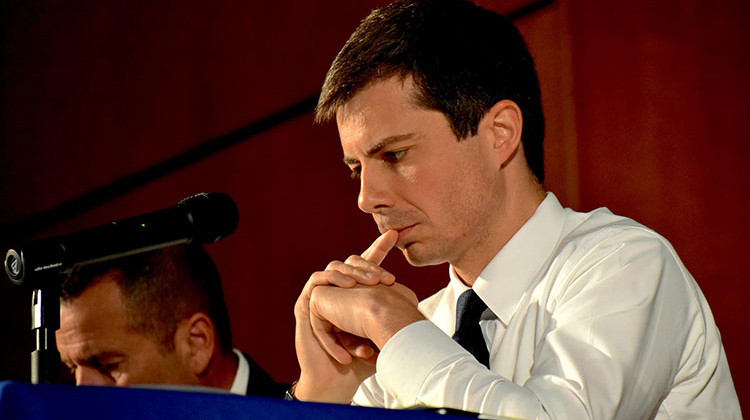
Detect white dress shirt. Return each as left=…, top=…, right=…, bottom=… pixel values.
left=229, top=348, right=250, bottom=395
left=352, top=193, right=741, bottom=419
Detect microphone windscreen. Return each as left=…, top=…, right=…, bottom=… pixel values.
left=178, top=193, right=239, bottom=243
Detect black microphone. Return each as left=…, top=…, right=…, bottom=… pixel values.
left=4, top=192, right=239, bottom=289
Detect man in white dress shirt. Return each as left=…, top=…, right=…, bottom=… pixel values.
left=290, top=0, right=741, bottom=418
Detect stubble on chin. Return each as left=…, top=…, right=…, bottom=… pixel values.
left=398, top=240, right=449, bottom=268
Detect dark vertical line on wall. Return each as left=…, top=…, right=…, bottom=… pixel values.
left=1, top=0, right=555, bottom=246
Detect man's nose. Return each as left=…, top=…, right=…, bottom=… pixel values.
left=75, top=366, right=112, bottom=386
left=357, top=165, right=394, bottom=214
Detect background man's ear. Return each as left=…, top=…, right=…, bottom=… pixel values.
left=174, top=312, right=215, bottom=377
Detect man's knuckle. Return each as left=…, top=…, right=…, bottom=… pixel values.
left=325, top=260, right=342, bottom=271
left=345, top=255, right=362, bottom=264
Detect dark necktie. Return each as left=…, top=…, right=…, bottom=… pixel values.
left=452, top=289, right=490, bottom=368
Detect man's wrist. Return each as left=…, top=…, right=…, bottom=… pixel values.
left=371, top=311, right=426, bottom=350
left=292, top=377, right=357, bottom=404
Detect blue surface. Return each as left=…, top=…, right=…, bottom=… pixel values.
left=0, top=381, right=470, bottom=420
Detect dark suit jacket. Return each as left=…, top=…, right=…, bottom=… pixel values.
left=242, top=352, right=289, bottom=398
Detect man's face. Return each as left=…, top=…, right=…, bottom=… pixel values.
left=56, top=275, right=196, bottom=386
left=338, top=76, right=502, bottom=268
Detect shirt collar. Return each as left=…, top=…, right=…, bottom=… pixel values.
left=229, top=348, right=249, bottom=395
left=461, top=192, right=567, bottom=324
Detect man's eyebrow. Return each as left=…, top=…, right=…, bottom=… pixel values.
left=343, top=133, right=416, bottom=166
left=73, top=350, right=124, bottom=366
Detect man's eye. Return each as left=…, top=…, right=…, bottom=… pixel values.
left=383, top=150, right=406, bottom=163
left=100, top=363, right=119, bottom=374
left=349, top=166, right=362, bottom=180
left=91, top=358, right=118, bottom=375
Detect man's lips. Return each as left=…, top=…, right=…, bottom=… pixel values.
left=376, top=216, right=419, bottom=245
left=392, top=224, right=416, bottom=246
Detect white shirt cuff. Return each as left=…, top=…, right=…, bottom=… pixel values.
left=376, top=319, right=469, bottom=405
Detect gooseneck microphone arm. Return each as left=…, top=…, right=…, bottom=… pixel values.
left=5, top=192, right=239, bottom=289
left=3, top=192, right=239, bottom=384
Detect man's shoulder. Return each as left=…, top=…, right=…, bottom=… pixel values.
left=546, top=206, right=693, bottom=297
left=560, top=205, right=677, bottom=260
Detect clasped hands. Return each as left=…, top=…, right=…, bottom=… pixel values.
left=294, top=230, right=425, bottom=402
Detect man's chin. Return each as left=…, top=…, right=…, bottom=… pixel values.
left=400, top=244, right=445, bottom=267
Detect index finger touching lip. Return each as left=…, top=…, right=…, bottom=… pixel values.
left=361, top=230, right=398, bottom=265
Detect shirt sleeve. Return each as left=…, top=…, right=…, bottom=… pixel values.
left=369, top=321, right=551, bottom=418
left=355, top=233, right=722, bottom=419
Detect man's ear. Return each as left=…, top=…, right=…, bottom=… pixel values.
left=484, top=99, right=523, bottom=168
left=173, top=313, right=216, bottom=377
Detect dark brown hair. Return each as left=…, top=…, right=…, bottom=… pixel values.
left=316, top=0, right=545, bottom=183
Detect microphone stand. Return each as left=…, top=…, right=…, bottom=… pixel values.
left=30, top=286, right=60, bottom=384
left=6, top=247, right=62, bottom=384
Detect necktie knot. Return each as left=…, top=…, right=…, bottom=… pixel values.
left=455, top=289, right=488, bottom=326
left=452, top=289, right=490, bottom=368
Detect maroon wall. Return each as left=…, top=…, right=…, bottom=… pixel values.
left=1, top=0, right=747, bottom=413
